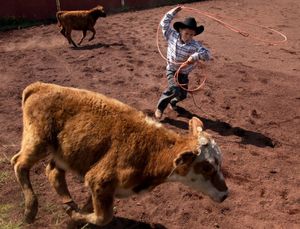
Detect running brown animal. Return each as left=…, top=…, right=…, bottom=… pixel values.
left=56, top=5, right=106, bottom=47
left=11, top=82, right=228, bottom=226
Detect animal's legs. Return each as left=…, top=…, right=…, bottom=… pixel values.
left=66, top=30, right=78, bottom=47
left=78, top=30, right=87, bottom=45
left=88, top=28, right=96, bottom=41
left=81, top=194, right=93, bottom=213
left=45, top=160, right=79, bottom=213
left=11, top=136, right=48, bottom=223
left=60, top=27, right=66, bottom=38
left=68, top=165, right=115, bottom=226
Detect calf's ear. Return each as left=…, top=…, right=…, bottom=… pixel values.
left=173, top=151, right=197, bottom=167
left=189, top=117, right=204, bottom=137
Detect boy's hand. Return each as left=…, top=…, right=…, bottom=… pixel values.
left=187, top=56, right=195, bottom=64
left=172, top=6, right=182, bottom=14
left=181, top=57, right=195, bottom=68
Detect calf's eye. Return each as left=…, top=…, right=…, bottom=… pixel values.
left=202, top=163, right=214, bottom=174
left=193, top=162, right=214, bottom=175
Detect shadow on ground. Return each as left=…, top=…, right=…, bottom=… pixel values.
left=66, top=216, right=167, bottom=229
left=71, top=42, right=125, bottom=50
left=160, top=106, right=276, bottom=148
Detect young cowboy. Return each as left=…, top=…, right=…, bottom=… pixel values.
left=155, top=6, right=211, bottom=119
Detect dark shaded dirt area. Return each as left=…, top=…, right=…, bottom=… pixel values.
left=0, top=0, right=299, bottom=228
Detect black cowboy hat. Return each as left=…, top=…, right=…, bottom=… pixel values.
left=173, top=17, right=204, bottom=36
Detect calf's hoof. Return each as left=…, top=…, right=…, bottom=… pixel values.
left=64, top=201, right=79, bottom=216
left=24, top=197, right=38, bottom=223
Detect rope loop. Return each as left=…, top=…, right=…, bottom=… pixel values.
left=156, top=5, right=288, bottom=93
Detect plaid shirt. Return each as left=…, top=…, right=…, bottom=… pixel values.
left=161, top=9, right=211, bottom=74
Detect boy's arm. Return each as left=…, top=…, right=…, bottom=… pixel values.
left=160, top=6, right=181, bottom=40
left=188, top=44, right=211, bottom=63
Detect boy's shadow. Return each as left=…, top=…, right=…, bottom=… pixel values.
left=66, top=216, right=167, bottom=229
left=161, top=106, right=276, bottom=148
left=71, top=42, right=125, bottom=50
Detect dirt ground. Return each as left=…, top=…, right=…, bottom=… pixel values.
left=0, top=0, right=299, bottom=228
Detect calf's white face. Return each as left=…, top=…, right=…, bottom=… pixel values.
left=187, top=138, right=228, bottom=202
left=170, top=117, right=228, bottom=202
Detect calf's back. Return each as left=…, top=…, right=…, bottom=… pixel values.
left=22, top=82, right=179, bottom=175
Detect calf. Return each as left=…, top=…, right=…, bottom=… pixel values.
left=56, top=5, right=106, bottom=47
left=11, top=82, right=228, bottom=226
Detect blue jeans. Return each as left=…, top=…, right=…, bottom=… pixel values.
left=157, top=70, right=189, bottom=112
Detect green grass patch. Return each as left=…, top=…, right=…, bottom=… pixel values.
left=0, top=157, right=5, bottom=163
left=0, top=204, right=13, bottom=216
left=0, top=204, right=22, bottom=229
left=0, top=222, right=22, bottom=229
left=0, top=171, right=10, bottom=184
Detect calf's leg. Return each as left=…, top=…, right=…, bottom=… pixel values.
left=11, top=136, right=48, bottom=223
left=69, top=182, right=114, bottom=225
left=60, top=27, right=66, bottom=38
left=88, top=28, right=96, bottom=42
left=68, top=165, right=115, bottom=226
left=45, top=160, right=79, bottom=213
left=81, top=195, right=93, bottom=213
left=66, top=29, right=78, bottom=47
left=78, top=30, right=87, bottom=45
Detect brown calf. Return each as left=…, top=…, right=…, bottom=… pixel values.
left=56, top=5, right=106, bottom=47
left=11, top=82, right=228, bottom=226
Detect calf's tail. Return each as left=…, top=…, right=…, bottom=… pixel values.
left=56, top=11, right=64, bottom=27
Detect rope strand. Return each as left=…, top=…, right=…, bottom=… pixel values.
left=156, top=5, right=287, bottom=118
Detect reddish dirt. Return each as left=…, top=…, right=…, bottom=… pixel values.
left=0, top=0, right=299, bottom=228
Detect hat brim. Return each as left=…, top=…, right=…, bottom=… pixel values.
left=173, top=22, right=204, bottom=36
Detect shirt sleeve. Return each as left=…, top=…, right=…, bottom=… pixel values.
left=160, top=10, right=177, bottom=40
left=190, top=42, right=211, bottom=61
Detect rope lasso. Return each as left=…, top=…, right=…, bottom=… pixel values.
left=173, top=61, right=213, bottom=117
left=173, top=61, right=206, bottom=93
left=156, top=5, right=287, bottom=118
left=155, top=7, right=207, bottom=93
left=156, top=5, right=288, bottom=92
left=182, top=6, right=287, bottom=45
